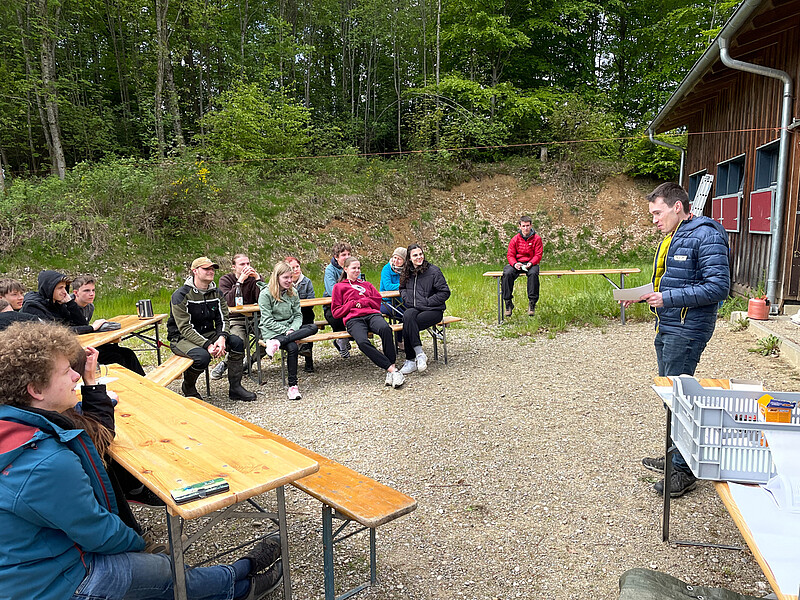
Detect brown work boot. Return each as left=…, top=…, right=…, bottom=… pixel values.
left=504, top=306, right=513, bottom=317
left=528, top=306, right=536, bottom=317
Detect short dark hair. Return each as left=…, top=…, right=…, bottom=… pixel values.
left=71, top=275, right=96, bottom=290
left=0, top=279, right=24, bottom=296
left=332, top=242, right=353, bottom=258
left=519, top=215, right=532, bottom=224
left=647, top=182, right=689, bottom=212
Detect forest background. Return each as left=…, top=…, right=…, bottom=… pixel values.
left=0, top=0, right=742, bottom=315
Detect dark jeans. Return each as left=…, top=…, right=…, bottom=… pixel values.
left=501, top=264, right=540, bottom=309
left=655, top=331, right=708, bottom=474
left=172, top=333, right=245, bottom=371
left=324, top=305, right=346, bottom=332
left=272, top=324, right=318, bottom=386
left=345, top=313, right=395, bottom=370
left=98, top=344, right=145, bottom=376
left=402, top=308, right=443, bottom=360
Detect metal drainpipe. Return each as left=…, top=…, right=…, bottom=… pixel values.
left=719, top=35, right=793, bottom=313
left=648, top=128, right=685, bottom=186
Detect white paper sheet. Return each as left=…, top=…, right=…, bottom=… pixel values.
left=728, top=482, right=800, bottom=594
left=612, top=282, right=654, bottom=302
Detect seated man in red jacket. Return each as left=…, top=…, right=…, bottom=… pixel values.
left=501, top=215, right=543, bottom=317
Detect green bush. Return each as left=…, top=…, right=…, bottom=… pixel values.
left=199, top=81, right=312, bottom=163
left=623, top=133, right=684, bottom=180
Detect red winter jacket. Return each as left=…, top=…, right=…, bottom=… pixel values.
left=507, top=231, right=543, bottom=267
left=331, top=279, right=382, bottom=324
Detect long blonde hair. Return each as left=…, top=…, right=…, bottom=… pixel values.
left=268, top=261, right=295, bottom=301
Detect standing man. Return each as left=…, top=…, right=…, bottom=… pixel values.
left=323, top=242, right=354, bottom=358
left=71, top=275, right=145, bottom=375
left=166, top=257, right=256, bottom=402
left=631, top=182, right=730, bottom=498
left=501, top=215, right=543, bottom=317
left=212, top=253, right=262, bottom=380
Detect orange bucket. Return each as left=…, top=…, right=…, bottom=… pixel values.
left=747, top=298, right=769, bottom=320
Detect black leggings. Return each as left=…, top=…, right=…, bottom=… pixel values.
left=345, top=314, right=396, bottom=370
left=271, top=324, right=318, bottom=386
left=402, top=308, right=442, bottom=360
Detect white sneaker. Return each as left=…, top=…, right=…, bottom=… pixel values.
left=391, top=371, right=405, bottom=388
left=210, top=361, right=227, bottom=380
left=385, top=372, right=393, bottom=386
left=287, top=386, right=302, bottom=400
left=416, top=353, right=428, bottom=372
left=399, top=360, right=417, bottom=375
left=265, top=339, right=281, bottom=359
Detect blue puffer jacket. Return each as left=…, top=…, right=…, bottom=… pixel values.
left=0, top=406, right=144, bottom=600
left=651, top=215, right=730, bottom=342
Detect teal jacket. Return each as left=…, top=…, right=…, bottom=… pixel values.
left=257, top=281, right=302, bottom=340
left=0, top=406, right=144, bottom=600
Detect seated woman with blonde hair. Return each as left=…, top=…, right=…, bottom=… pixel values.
left=258, top=261, right=318, bottom=400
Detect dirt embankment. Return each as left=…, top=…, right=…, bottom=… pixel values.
left=323, top=171, right=661, bottom=264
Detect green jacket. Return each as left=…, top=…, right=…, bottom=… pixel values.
left=257, top=281, right=302, bottom=340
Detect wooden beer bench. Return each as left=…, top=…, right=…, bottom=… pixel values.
left=482, top=268, right=642, bottom=325
left=145, top=353, right=210, bottom=396
left=183, top=395, right=417, bottom=600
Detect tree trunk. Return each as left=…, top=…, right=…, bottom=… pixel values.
left=153, top=0, right=184, bottom=156
left=37, top=0, right=66, bottom=178
left=154, top=0, right=167, bottom=157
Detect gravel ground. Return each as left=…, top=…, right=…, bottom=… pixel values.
left=134, top=319, right=800, bottom=600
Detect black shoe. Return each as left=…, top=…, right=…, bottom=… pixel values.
left=243, top=535, right=281, bottom=576
left=245, top=560, right=283, bottom=599
left=303, top=362, right=315, bottom=373
left=127, top=484, right=166, bottom=507
left=641, top=456, right=665, bottom=473
left=653, top=471, right=697, bottom=498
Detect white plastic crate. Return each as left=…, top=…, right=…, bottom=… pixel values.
left=671, top=376, right=800, bottom=484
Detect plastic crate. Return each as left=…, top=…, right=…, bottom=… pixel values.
left=671, top=376, right=800, bottom=484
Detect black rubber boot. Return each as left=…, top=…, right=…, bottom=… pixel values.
left=181, top=368, right=204, bottom=400
left=228, top=358, right=257, bottom=401
left=303, top=356, right=314, bottom=373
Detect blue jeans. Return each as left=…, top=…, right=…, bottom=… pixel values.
left=71, top=552, right=236, bottom=600
left=655, top=332, right=708, bottom=475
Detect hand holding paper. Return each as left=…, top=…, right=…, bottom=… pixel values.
left=612, top=282, right=654, bottom=302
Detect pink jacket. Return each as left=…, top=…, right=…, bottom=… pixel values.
left=331, top=279, right=382, bottom=324
left=507, top=231, right=543, bottom=266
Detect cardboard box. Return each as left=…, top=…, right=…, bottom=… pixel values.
left=757, top=393, right=795, bottom=423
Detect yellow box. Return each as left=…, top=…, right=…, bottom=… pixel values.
left=757, top=393, right=794, bottom=423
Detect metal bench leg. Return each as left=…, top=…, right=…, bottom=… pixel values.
left=167, top=512, right=188, bottom=600
left=431, top=328, right=439, bottom=362
left=322, top=505, right=335, bottom=600
left=441, top=325, right=448, bottom=365
left=620, top=273, right=626, bottom=325
left=497, top=277, right=503, bottom=324
left=369, top=528, right=377, bottom=586
left=205, top=367, right=211, bottom=396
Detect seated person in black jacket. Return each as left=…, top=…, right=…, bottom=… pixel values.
left=20, top=270, right=145, bottom=375
left=0, top=298, right=38, bottom=331
left=72, top=275, right=145, bottom=375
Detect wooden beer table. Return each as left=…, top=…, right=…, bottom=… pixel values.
left=105, top=366, right=319, bottom=599
left=78, top=313, right=168, bottom=364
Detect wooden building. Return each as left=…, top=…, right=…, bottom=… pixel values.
left=648, top=0, right=800, bottom=307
